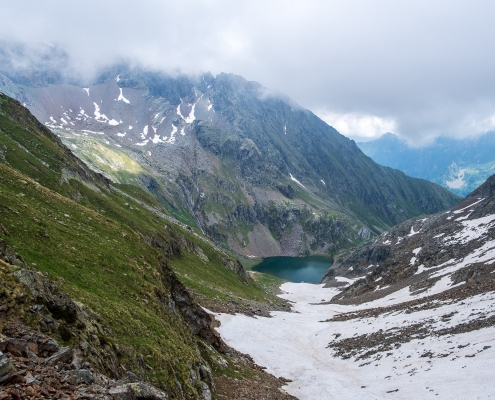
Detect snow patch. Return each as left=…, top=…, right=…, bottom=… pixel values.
left=289, top=173, right=306, bottom=189
left=117, top=88, right=130, bottom=104
left=177, top=95, right=203, bottom=124
left=140, top=125, right=149, bottom=139
left=407, top=226, right=419, bottom=237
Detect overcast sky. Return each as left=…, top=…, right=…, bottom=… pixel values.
left=2, top=0, right=495, bottom=146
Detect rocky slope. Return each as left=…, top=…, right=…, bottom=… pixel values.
left=0, top=91, right=294, bottom=398
left=358, top=132, right=495, bottom=196
left=215, top=174, right=495, bottom=399
left=0, top=43, right=460, bottom=257
left=322, top=173, right=495, bottom=300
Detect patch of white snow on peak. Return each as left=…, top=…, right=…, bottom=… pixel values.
left=410, top=248, right=422, bottom=266
left=453, top=198, right=484, bottom=214
left=136, top=139, right=149, bottom=146
left=117, top=132, right=126, bottom=137
left=115, top=74, right=120, bottom=82
left=180, top=127, right=185, bottom=136
left=177, top=95, right=204, bottom=124
left=334, top=276, right=355, bottom=284
left=140, top=126, right=149, bottom=140
left=93, top=102, right=119, bottom=125
left=446, top=214, right=495, bottom=245
left=83, top=88, right=90, bottom=96
left=320, top=179, right=326, bottom=185
left=432, top=240, right=495, bottom=279
left=151, top=134, right=163, bottom=144
left=407, top=225, right=419, bottom=237
left=284, top=124, right=287, bottom=134
left=289, top=173, right=306, bottom=189
left=117, top=88, right=130, bottom=104
left=164, top=125, right=178, bottom=144
left=128, top=125, right=133, bottom=130
left=415, top=264, right=427, bottom=274
left=49, top=116, right=56, bottom=124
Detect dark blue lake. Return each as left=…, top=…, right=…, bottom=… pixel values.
left=252, top=255, right=332, bottom=283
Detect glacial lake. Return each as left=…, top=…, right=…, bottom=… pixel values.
left=252, top=255, right=332, bottom=283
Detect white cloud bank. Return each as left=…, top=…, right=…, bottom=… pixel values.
left=2, top=0, right=495, bottom=146
left=317, top=111, right=397, bottom=141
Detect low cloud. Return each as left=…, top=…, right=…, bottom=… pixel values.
left=316, top=111, right=397, bottom=142
left=1, top=1, right=495, bottom=147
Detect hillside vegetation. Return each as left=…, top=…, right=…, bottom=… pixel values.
left=0, top=92, right=285, bottom=398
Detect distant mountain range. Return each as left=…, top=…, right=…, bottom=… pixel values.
left=357, top=132, right=495, bottom=197
left=0, top=42, right=460, bottom=257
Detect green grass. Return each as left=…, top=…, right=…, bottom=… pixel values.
left=0, top=93, right=281, bottom=395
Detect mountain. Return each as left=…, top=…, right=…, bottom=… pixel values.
left=358, top=132, right=495, bottom=197
left=320, top=172, right=495, bottom=361
left=0, top=47, right=460, bottom=257
left=0, top=92, right=295, bottom=398
left=212, top=174, right=495, bottom=398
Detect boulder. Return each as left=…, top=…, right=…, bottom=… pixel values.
left=44, top=347, right=73, bottom=365
left=109, top=382, right=169, bottom=399
left=0, top=352, right=19, bottom=384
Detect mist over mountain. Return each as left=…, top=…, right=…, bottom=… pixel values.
left=0, top=47, right=460, bottom=258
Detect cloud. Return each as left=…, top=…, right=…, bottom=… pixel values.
left=316, top=111, right=397, bottom=141
left=1, top=0, right=495, bottom=146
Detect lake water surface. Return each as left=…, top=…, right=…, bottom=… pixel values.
left=252, top=255, right=332, bottom=283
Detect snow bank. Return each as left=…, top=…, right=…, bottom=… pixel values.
left=216, top=282, right=495, bottom=399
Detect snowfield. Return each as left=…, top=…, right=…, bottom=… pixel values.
left=216, top=282, right=495, bottom=399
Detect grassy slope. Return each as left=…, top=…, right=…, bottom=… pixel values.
left=0, top=92, right=279, bottom=394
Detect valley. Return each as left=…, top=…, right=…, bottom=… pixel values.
left=0, top=52, right=460, bottom=259
left=0, top=42, right=493, bottom=400
left=358, top=132, right=495, bottom=197
left=217, top=174, right=495, bottom=399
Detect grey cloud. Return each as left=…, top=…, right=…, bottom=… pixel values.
left=2, top=0, right=495, bottom=145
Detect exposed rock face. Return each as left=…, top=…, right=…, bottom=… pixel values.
left=156, top=259, right=226, bottom=351
left=0, top=61, right=460, bottom=257
left=0, top=351, right=18, bottom=384
left=322, top=173, right=495, bottom=303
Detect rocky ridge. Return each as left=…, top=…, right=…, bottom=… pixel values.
left=0, top=43, right=460, bottom=257
left=318, top=174, right=495, bottom=381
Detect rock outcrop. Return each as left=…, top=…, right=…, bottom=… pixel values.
left=322, top=174, right=495, bottom=304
